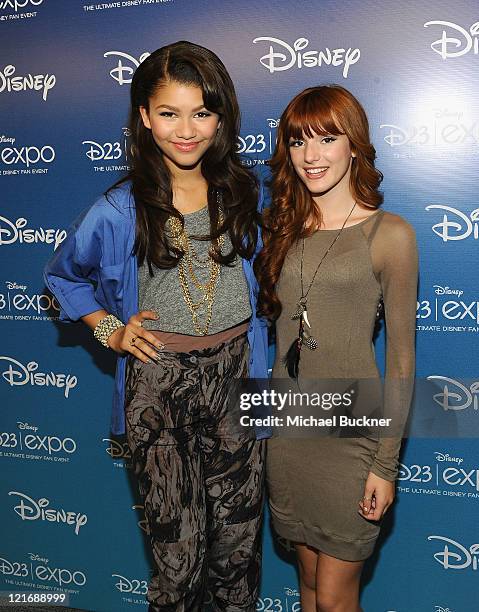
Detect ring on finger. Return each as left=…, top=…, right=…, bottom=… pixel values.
left=130, top=336, right=138, bottom=346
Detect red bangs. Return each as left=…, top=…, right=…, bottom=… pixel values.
left=283, top=90, right=345, bottom=140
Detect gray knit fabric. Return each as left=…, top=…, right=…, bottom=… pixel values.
left=139, top=206, right=251, bottom=334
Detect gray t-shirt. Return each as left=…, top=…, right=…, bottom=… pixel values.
left=138, top=206, right=252, bottom=335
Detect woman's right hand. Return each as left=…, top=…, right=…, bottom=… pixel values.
left=108, top=310, right=164, bottom=363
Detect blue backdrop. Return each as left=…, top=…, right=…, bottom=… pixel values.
left=1, top=1, right=478, bottom=611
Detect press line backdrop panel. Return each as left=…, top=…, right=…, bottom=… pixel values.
left=1, top=1, right=478, bottom=611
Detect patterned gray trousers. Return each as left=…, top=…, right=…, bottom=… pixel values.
left=125, top=333, right=265, bottom=611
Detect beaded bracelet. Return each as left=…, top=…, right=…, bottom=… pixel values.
left=93, top=314, right=125, bottom=348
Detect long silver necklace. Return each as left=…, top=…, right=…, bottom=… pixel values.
left=283, top=202, right=357, bottom=379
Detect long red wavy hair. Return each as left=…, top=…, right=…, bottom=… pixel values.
left=255, top=85, right=383, bottom=320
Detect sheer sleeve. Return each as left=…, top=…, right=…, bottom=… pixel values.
left=368, top=213, right=418, bottom=481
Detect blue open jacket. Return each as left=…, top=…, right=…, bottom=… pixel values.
left=44, top=181, right=269, bottom=436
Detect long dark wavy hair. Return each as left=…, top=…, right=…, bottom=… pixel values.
left=255, top=85, right=383, bottom=320
left=109, top=41, right=259, bottom=269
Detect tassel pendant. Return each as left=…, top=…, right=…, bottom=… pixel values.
left=283, top=315, right=305, bottom=379
left=283, top=308, right=318, bottom=379
left=282, top=334, right=301, bottom=379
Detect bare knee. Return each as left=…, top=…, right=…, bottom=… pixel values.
left=316, top=590, right=359, bottom=612
left=316, top=591, right=341, bottom=612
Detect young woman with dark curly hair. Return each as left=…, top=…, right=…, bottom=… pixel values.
left=255, top=85, right=418, bottom=612
left=45, top=41, right=268, bottom=612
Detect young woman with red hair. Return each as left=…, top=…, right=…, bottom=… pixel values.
left=255, top=85, right=418, bottom=611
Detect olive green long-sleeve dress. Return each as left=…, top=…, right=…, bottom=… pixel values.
left=267, top=209, right=418, bottom=561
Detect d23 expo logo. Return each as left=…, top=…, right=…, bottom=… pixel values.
left=1, top=141, right=55, bottom=170
left=256, top=588, right=300, bottom=612
left=237, top=118, right=280, bottom=164
left=0, top=1, right=44, bottom=14
left=82, top=127, right=131, bottom=173
left=0, top=281, right=60, bottom=321
left=1, top=421, right=77, bottom=462
left=0, top=551, right=87, bottom=589
left=103, top=437, right=132, bottom=469
left=416, top=285, right=479, bottom=334
left=425, top=205, right=479, bottom=242
left=428, top=535, right=479, bottom=570
left=424, top=20, right=479, bottom=60
left=397, top=451, right=479, bottom=499
left=112, top=573, right=148, bottom=596
left=379, top=111, right=479, bottom=153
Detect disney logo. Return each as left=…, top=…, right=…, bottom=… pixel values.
left=253, top=37, right=360, bottom=78
left=0, top=356, right=77, bottom=398
left=267, top=118, right=280, bottom=128
left=434, top=285, right=464, bottom=298
left=435, top=607, right=453, bottom=612
left=28, top=553, right=49, bottom=563
left=0, top=65, right=56, bottom=102
left=104, top=51, right=151, bottom=85
left=428, top=535, right=479, bottom=570
left=434, top=108, right=463, bottom=120
left=0, top=135, right=15, bottom=144
left=8, top=491, right=87, bottom=535
left=284, top=587, right=300, bottom=596
left=434, top=452, right=464, bottom=465
left=0, top=215, right=66, bottom=251
left=17, top=421, right=38, bottom=432
left=424, top=21, right=479, bottom=60
left=427, top=376, right=479, bottom=412
left=425, top=205, right=479, bottom=241
left=6, top=281, right=26, bottom=291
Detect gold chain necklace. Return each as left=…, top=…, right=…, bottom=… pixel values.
left=167, top=210, right=225, bottom=335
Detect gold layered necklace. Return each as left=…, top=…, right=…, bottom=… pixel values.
left=167, top=208, right=225, bottom=336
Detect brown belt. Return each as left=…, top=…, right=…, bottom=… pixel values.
left=149, top=321, right=250, bottom=352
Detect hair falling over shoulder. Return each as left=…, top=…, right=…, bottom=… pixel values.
left=108, top=40, right=259, bottom=271
left=255, top=85, right=383, bottom=320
